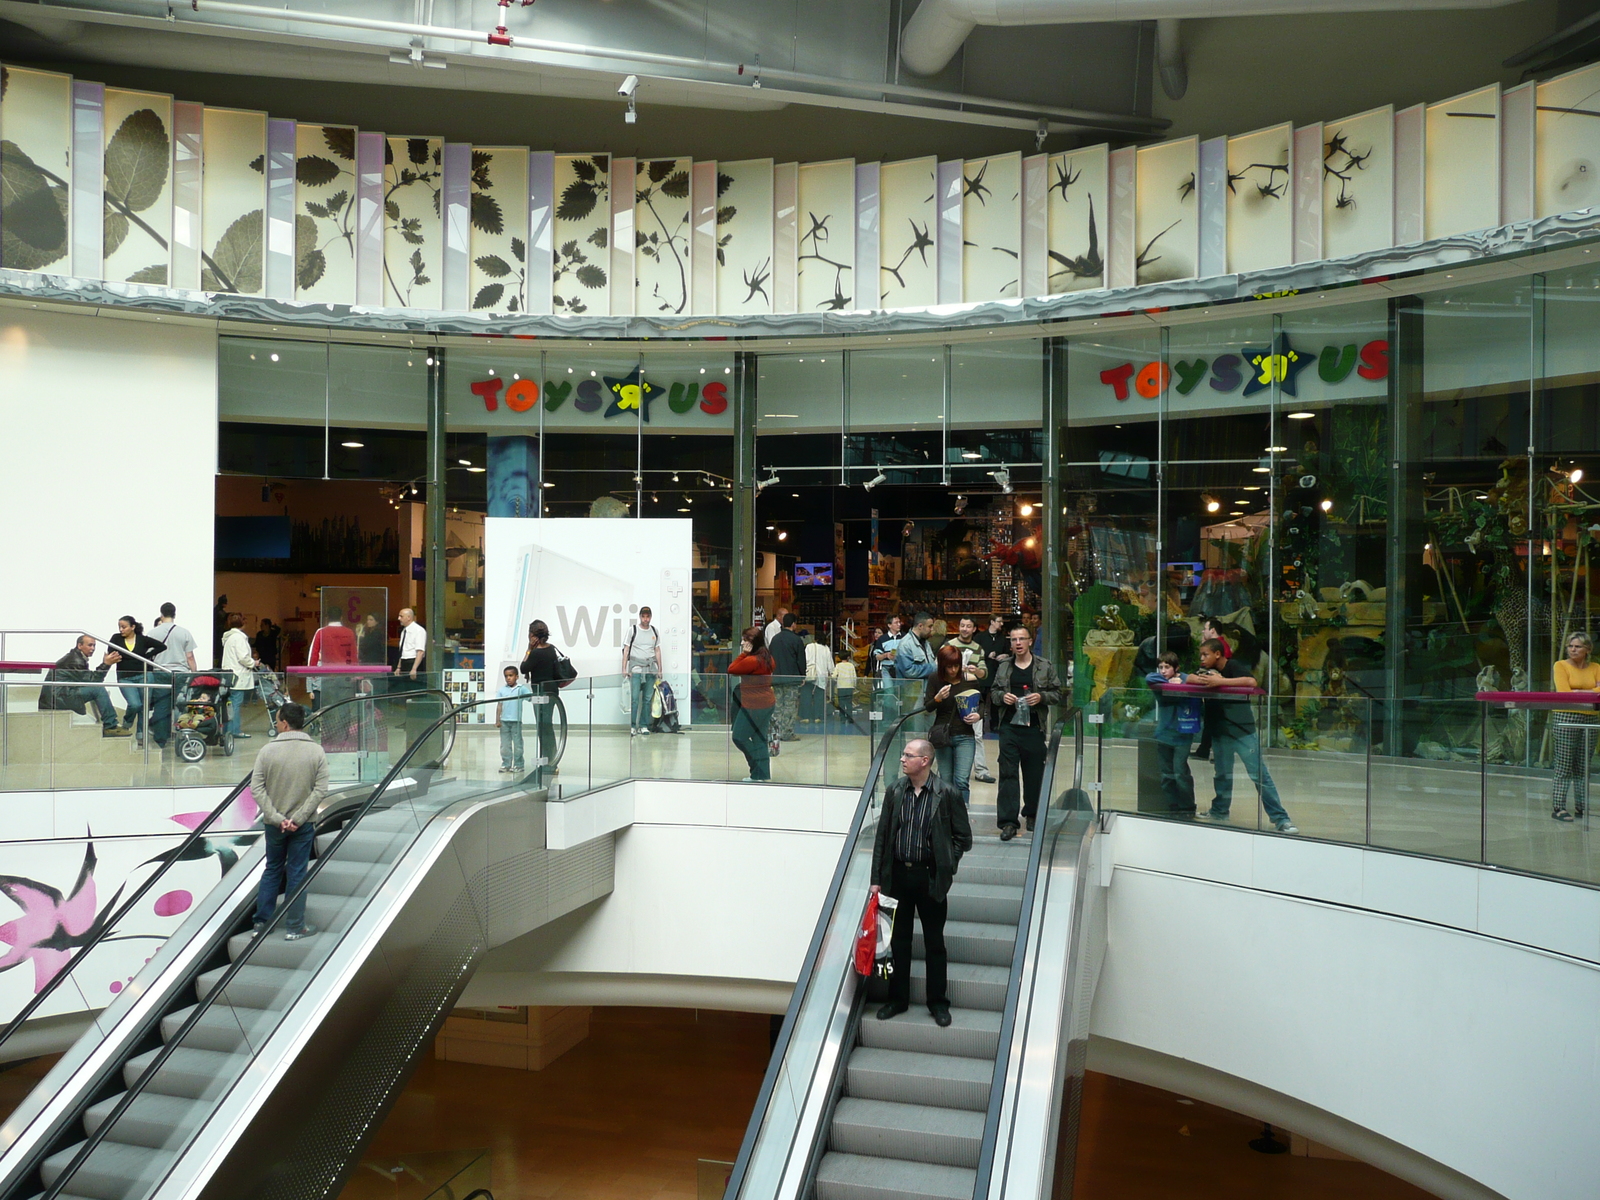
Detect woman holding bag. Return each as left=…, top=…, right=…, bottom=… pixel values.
left=729, top=626, right=775, bottom=781
left=922, top=644, right=982, bottom=806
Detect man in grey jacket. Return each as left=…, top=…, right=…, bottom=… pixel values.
left=989, top=623, right=1063, bottom=841
left=251, top=702, right=329, bottom=940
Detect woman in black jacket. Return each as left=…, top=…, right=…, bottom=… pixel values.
left=921, top=644, right=982, bottom=805
left=109, top=616, right=166, bottom=740
left=519, top=620, right=564, bottom=781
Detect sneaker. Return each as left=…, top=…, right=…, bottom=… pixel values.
left=252, top=921, right=267, bottom=936
left=1553, top=808, right=1575, bottom=822
left=284, top=924, right=318, bottom=941
left=235, top=732, right=252, bottom=739
left=1201, top=809, right=1230, bottom=821
left=973, top=771, right=997, bottom=784
left=1274, top=820, right=1299, bottom=834
left=103, top=726, right=132, bottom=738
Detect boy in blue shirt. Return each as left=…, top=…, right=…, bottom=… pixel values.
left=1145, top=651, right=1201, bottom=816
left=495, top=666, right=532, bottom=774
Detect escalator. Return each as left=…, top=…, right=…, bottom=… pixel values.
left=0, top=688, right=591, bottom=1200
left=726, top=712, right=1105, bottom=1200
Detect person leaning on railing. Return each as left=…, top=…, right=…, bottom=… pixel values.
left=728, top=626, right=775, bottom=782
left=39, top=635, right=130, bottom=737
left=1187, top=639, right=1297, bottom=835
left=1551, top=632, right=1600, bottom=822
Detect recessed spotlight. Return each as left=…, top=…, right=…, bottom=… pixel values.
left=1242, top=485, right=1262, bottom=491
left=269, top=353, right=279, bottom=362
left=1287, top=411, right=1315, bottom=420
left=341, top=440, right=364, bottom=449
left=542, top=481, right=555, bottom=488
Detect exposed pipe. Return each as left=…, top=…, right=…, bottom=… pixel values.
left=900, top=0, right=1520, bottom=77
left=64, top=0, right=1168, bottom=133
left=1156, top=17, right=1185, bottom=102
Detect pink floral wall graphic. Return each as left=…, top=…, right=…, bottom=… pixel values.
left=0, top=843, right=118, bottom=993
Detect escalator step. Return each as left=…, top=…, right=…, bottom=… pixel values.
left=195, top=963, right=312, bottom=1008
left=312, top=826, right=410, bottom=862
left=909, top=962, right=1009, bottom=1012
left=159, top=1003, right=279, bottom=1052
left=951, top=858, right=1027, bottom=887
left=303, top=858, right=389, bottom=897
left=845, top=1048, right=994, bottom=1112
left=829, top=1097, right=984, bottom=1168
left=83, top=1092, right=210, bottom=1148
left=913, top=921, right=1016, bottom=967
left=944, top=883, right=1023, bottom=924
left=39, top=1138, right=174, bottom=1200
left=815, top=1151, right=976, bottom=1200
left=123, top=1046, right=249, bottom=1100
left=857, top=1006, right=1001, bottom=1059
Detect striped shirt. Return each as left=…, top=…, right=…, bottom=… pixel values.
left=893, top=780, right=935, bottom=863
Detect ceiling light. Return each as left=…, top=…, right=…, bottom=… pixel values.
left=542, top=481, right=555, bottom=488
left=756, top=470, right=780, bottom=493
left=1286, top=411, right=1315, bottom=420
left=678, top=507, right=691, bottom=512
left=962, top=451, right=982, bottom=460
left=467, top=466, right=486, bottom=473
left=1320, top=499, right=1333, bottom=512
left=1230, top=510, right=1244, bottom=516
left=1265, top=445, right=1287, bottom=453
left=269, top=353, right=279, bottom=362
left=341, top=440, right=364, bottom=449
left=426, top=356, right=435, bottom=366
left=762, top=413, right=799, bottom=419
left=990, top=466, right=1013, bottom=494
left=1242, top=485, right=1261, bottom=491
left=458, top=458, right=472, bottom=466
left=1204, top=494, right=1221, bottom=513
left=766, top=525, right=775, bottom=531
left=1019, top=503, right=1034, bottom=517
left=777, top=531, right=788, bottom=541
left=1252, top=466, right=1272, bottom=474
left=1573, top=468, right=1585, bottom=484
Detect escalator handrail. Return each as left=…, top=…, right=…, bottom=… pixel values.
left=0, top=686, right=446, bottom=1061
left=970, top=707, right=1082, bottom=1200
left=35, top=687, right=482, bottom=1200
left=722, top=711, right=923, bottom=1200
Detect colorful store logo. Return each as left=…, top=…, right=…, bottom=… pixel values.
left=469, top=368, right=728, bottom=421
left=1097, top=335, right=1389, bottom=401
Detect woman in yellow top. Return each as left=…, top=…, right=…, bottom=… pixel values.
left=1551, top=632, right=1600, bottom=821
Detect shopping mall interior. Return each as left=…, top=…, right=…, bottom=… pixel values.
left=3, top=1, right=1600, bottom=1198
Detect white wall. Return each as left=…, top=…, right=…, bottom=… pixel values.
left=0, top=306, right=217, bottom=662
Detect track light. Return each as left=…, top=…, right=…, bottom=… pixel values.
left=990, top=467, right=1012, bottom=494
left=756, top=470, right=780, bottom=493
left=864, top=469, right=887, bottom=491
left=1202, top=493, right=1221, bottom=514
left=1019, top=503, right=1034, bottom=518
left=954, top=495, right=968, bottom=515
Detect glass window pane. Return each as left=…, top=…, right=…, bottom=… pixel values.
left=757, top=354, right=842, bottom=470
left=846, top=347, right=943, bottom=475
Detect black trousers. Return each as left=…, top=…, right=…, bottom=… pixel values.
left=996, top=721, right=1047, bottom=828
left=888, top=861, right=948, bottom=1008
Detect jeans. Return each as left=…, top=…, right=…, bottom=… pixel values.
left=74, top=686, right=119, bottom=730
left=1156, top=739, right=1197, bottom=813
left=500, top=719, right=524, bottom=771
left=772, top=683, right=801, bottom=739
left=888, top=861, right=948, bottom=1008
left=1210, top=730, right=1290, bottom=825
left=996, top=722, right=1046, bottom=828
left=119, top=682, right=146, bottom=733
left=934, top=736, right=976, bottom=808
left=732, top=706, right=772, bottom=780
left=255, top=821, right=316, bottom=932
left=227, top=690, right=244, bottom=737
left=148, top=684, right=173, bottom=746
left=800, top=682, right=825, bottom=723
left=630, top=671, right=656, bottom=732
left=533, top=699, right=557, bottom=780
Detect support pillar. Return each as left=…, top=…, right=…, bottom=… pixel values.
left=732, top=352, right=759, bottom=630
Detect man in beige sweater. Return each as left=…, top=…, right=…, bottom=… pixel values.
left=251, top=702, right=329, bottom=940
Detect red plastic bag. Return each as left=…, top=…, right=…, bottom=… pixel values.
left=854, top=888, right=880, bottom=977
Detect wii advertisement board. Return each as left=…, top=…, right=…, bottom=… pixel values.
left=484, top=518, right=693, bottom=727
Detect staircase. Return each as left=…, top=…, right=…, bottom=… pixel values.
left=814, top=804, right=1024, bottom=1200
left=34, top=812, right=415, bottom=1200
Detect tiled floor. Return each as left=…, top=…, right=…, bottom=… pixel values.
left=339, top=1009, right=1426, bottom=1200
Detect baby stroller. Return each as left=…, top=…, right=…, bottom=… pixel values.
left=255, top=668, right=289, bottom=736
left=172, top=671, right=235, bottom=762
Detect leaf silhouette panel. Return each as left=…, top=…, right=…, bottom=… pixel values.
left=1047, top=146, right=1107, bottom=294
left=0, top=66, right=73, bottom=273
left=101, top=90, right=174, bottom=284
left=1322, top=106, right=1392, bottom=259
left=962, top=152, right=1022, bottom=302
left=797, top=159, right=855, bottom=312
left=716, top=159, right=774, bottom=315
left=384, top=136, right=444, bottom=309
left=200, top=107, right=266, bottom=294
left=635, top=157, right=692, bottom=314
left=1536, top=63, right=1600, bottom=219
left=469, top=147, right=529, bottom=313
left=879, top=157, right=937, bottom=307
left=553, top=153, right=610, bottom=315
left=1134, top=137, right=1199, bottom=285
left=1425, top=86, right=1499, bottom=240
left=1225, top=124, right=1292, bottom=275
left=295, top=123, right=357, bottom=303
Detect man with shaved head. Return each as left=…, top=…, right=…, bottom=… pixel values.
left=870, top=736, right=972, bottom=1027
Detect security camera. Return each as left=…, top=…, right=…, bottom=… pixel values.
left=618, top=74, right=639, bottom=97
left=864, top=469, right=887, bottom=491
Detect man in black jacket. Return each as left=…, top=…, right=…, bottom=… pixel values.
left=766, top=613, right=807, bottom=743
left=38, top=636, right=129, bottom=737
left=871, top=737, right=973, bottom=1026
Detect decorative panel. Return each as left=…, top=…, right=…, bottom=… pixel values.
left=717, top=158, right=774, bottom=315
left=552, top=152, right=610, bottom=315
left=200, top=107, right=266, bottom=295
left=70, top=81, right=102, bottom=280
left=1134, top=137, right=1198, bottom=285
left=937, top=158, right=963, bottom=304
left=634, top=157, right=692, bottom=316
left=1196, top=137, right=1226, bottom=278
left=1535, top=62, right=1600, bottom=219
left=441, top=142, right=471, bottom=312
left=264, top=118, right=296, bottom=300
left=1501, top=82, right=1534, bottom=225
left=1292, top=124, right=1322, bottom=264
left=355, top=131, right=384, bottom=306
left=1047, top=145, right=1107, bottom=293
left=879, top=157, right=936, bottom=309
left=1323, top=106, right=1393, bottom=259
left=469, top=147, right=529, bottom=313
left=171, top=101, right=203, bottom=290
left=1225, top=124, right=1291, bottom=275
left=103, top=88, right=173, bottom=285
left=383, top=136, right=444, bottom=309
left=772, top=161, right=798, bottom=314
left=797, top=159, right=855, bottom=312
left=690, top=160, right=718, bottom=315
left=962, top=151, right=1021, bottom=302
left=610, top=156, right=634, bottom=317
left=0, top=66, right=74, bottom=274
left=1107, top=146, right=1135, bottom=289
left=1021, top=153, right=1048, bottom=299
left=1394, top=104, right=1425, bottom=245
left=527, top=151, right=554, bottom=315
left=1426, top=85, right=1499, bottom=239
left=293, top=123, right=358, bottom=303
left=854, top=161, right=880, bottom=309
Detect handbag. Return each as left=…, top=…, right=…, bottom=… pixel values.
left=553, top=648, right=578, bottom=688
